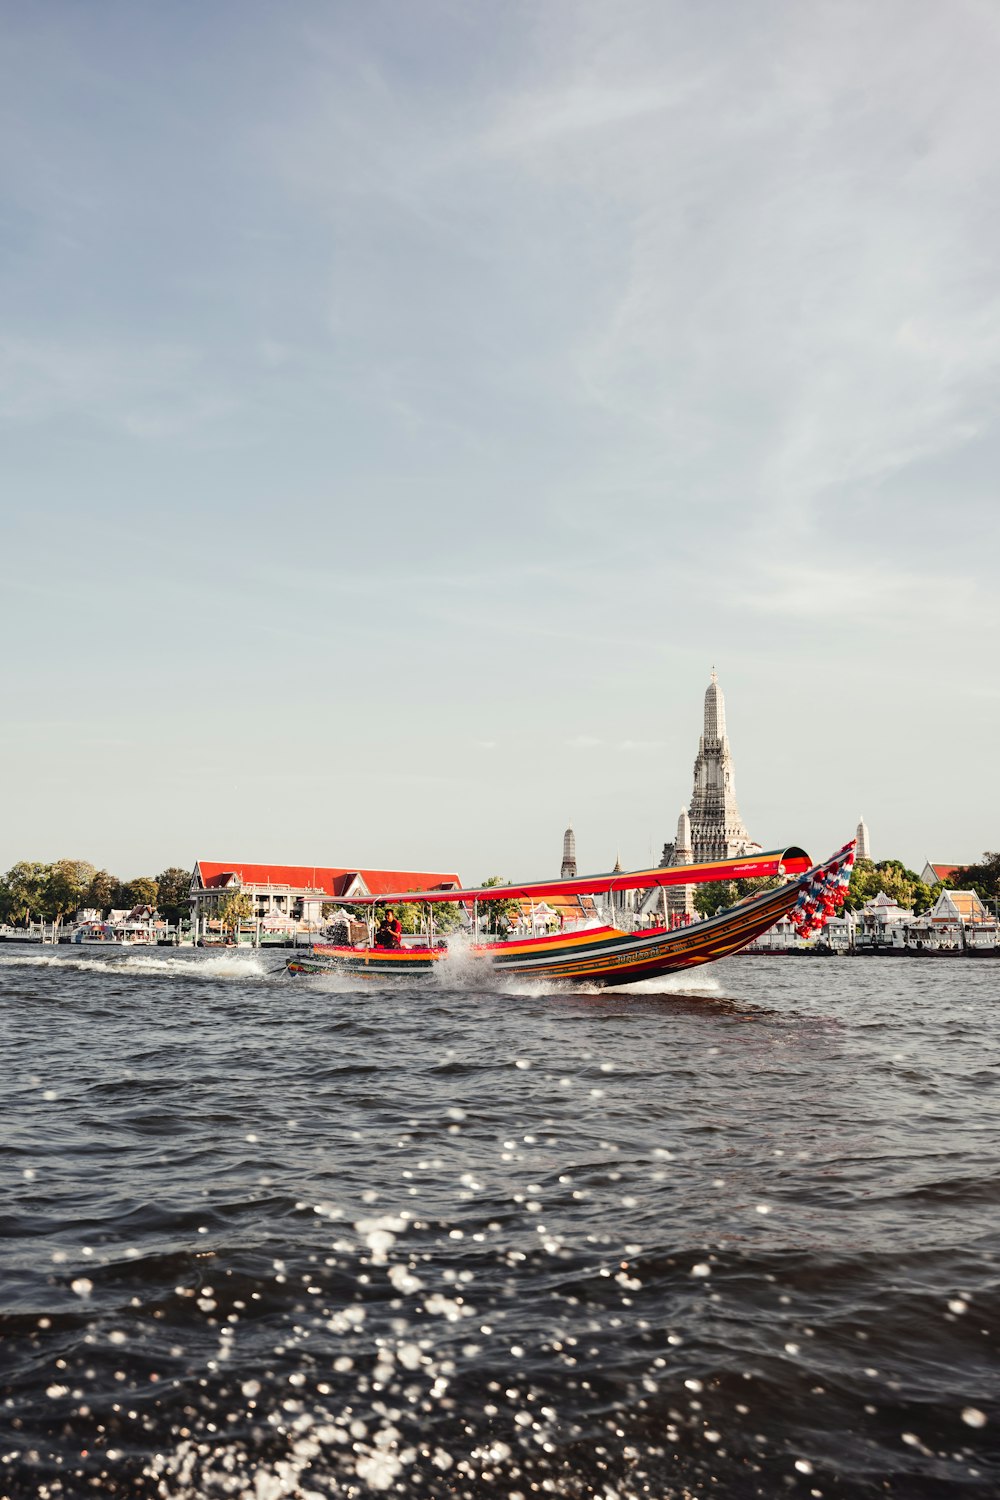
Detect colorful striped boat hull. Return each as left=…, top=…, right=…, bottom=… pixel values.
left=285, top=847, right=849, bottom=986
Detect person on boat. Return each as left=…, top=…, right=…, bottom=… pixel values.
left=374, top=913, right=395, bottom=948
left=374, top=911, right=403, bottom=949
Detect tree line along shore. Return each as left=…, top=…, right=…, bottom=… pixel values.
left=0, top=861, right=190, bottom=929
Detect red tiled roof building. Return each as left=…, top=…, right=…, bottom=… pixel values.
left=190, top=860, right=461, bottom=934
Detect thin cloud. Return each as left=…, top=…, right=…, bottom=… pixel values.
left=0, top=336, right=232, bottom=437
left=482, top=82, right=686, bottom=156
left=740, top=562, right=994, bottom=632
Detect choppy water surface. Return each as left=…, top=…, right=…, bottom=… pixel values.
left=1, top=950, right=997, bottom=1499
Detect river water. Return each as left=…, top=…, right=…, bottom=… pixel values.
left=1, top=949, right=997, bottom=1499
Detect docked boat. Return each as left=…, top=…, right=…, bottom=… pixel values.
left=286, top=841, right=855, bottom=986
left=69, top=918, right=163, bottom=947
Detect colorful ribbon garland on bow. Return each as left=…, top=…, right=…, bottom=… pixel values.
left=790, top=840, right=856, bottom=940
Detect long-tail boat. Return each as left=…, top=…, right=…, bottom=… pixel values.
left=285, top=841, right=855, bottom=986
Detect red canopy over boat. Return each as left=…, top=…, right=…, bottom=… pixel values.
left=347, top=846, right=811, bottom=905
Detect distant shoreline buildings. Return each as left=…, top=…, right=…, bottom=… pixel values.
left=750, top=883, right=995, bottom=955
left=188, top=861, right=461, bottom=937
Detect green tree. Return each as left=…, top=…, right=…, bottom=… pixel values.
left=1, top=861, right=50, bottom=926
left=123, top=876, right=159, bottom=909
left=909, top=880, right=936, bottom=914
left=431, top=901, right=464, bottom=935
left=156, top=867, right=191, bottom=925
left=479, top=877, right=520, bottom=935
left=394, top=901, right=465, bottom=937
left=219, top=891, right=253, bottom=937
left=396, top=903, right=423, bottom=936
left=843, top=858, right=935, bottom=914
left=694, top=875, right=782, bottom=917
left=85, top=870, right=120, bottom=914
left=694, top=880, right=737, bottom=917
left=843, top=859, right=882, bottom=909
left=45, top=859, right=97, bottom=921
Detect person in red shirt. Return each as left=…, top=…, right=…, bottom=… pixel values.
left=387, top=910, right=403, bottom=948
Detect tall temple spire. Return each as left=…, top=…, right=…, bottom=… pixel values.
left=687, top=670, right=760, bottom=864
left=561, top=824, right=577, bottom=880
left=675, top=806, right=692, bottom=864
left=704, top=669, right=726, bottom=740
left=856, top=817, right=871, bottom=861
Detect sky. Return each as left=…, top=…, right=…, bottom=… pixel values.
left=1, top=0, right=998, bottom=883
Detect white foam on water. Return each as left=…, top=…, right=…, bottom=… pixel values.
left=615, top=970, right=724, bottom=996
left=434, top=931, right=494, bottom=989
left=496, top=969, right=725, bottom=998
left=194, top=953, right=269, bottom=980
left=0, top=950, right=270, bottom=981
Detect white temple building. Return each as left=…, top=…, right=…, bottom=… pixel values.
left=686, top=672, right=761, bottom=864
left=675, top=805, right=692, bottom=864
left=642, top=673, right=760, bottom=923
left=667, top=806, right=695, bottom=918
left=641, top=672, right=761, bottom=926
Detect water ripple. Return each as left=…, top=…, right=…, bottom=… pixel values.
left=0, top=953, right=997, bottom=1497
